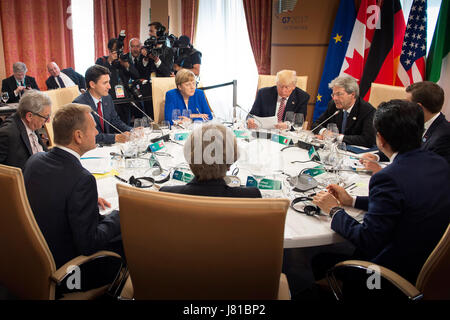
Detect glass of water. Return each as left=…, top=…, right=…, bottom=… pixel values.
left=1, top=92, right=9, bottom=104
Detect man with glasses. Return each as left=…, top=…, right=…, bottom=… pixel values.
left=248, top=70, right=309, bottom=130
left=312, top=75, right=376, bottom=147
left=0, top=90, right=51, bottom=170
left=1, top=62, right=40, bottom=103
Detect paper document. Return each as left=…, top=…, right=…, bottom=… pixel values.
left=252, top=115, right=278, bottom=129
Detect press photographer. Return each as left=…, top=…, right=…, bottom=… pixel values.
left=142, top=22, right=175, bottom=77
left=172, top=35, right=202, bottom=77
left=96, top=32, right=140, bottom=125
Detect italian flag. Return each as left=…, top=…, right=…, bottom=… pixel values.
left=427, top=0, right=450, bottom=118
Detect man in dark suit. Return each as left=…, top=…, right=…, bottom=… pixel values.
left=23, top=103, right=123, bottom=270
left=361, top=81, right=450, bottom=172
left=160, top=123, right=261, bottom=198
left=45, top=62, right=86, bottom=91
left=73, top=65, right=131, bottom=145
left=0, top=90, right=50, bottom=170
left=1, top=62, right=40, bottom=103
left=248, top=70, right=310, bottom=130
left=312, top=75, right=376, bottom=147
left=313, top=100, right=450, bottom=284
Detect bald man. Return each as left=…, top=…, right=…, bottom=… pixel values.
left=45, top=62, right=86, bottom=91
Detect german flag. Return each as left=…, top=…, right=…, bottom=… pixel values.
left=359, top=0, right=406, bottom=100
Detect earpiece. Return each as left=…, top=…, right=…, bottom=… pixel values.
left=290, top=197, right=323, bottom=216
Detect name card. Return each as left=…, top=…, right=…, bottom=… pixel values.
left=246, top=176, right=282, bottom=190
left=172, top=170, right=194, bottom=183
left=149, top=140, right=166, bottom=152
left=174, top=132, right=190, bottom=141
left=271, top=134, right=291, bottom=145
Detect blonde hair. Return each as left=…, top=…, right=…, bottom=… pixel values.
left=183, top=123, right=239, bottom=181
left=276, top=70, right=297, bottom=87
left=53, top=103, right=92, bottom=146
left=175, top=69, right=196, bottom=87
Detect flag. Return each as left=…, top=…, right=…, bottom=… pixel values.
left=360, top=0, right=406, bottom=100
left=313, top=0, right=356, bottom=121
left=339, top=0, right=378, bottom=82
left=427, top=0, right=450, bottom=118
left=396, top=0, right=427, bottom=87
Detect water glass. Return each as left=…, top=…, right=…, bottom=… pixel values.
left=284, top=111, right=294, bottom=129
left=1, top=92, right=8, bottom=104
left=172, top=109, right=181, bottom=123
left=293, top=113, right=304, bottom=133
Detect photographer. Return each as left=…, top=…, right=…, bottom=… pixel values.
left=128, top=38, right=172, bottom=79
left=145, top=22, right=175, bottom=77
left=96, top=37, right=140, bottom=125
left=173, top=35, right=202, bottom=77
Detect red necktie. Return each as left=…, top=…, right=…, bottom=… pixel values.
left=277, top=98, right=286, bottom=122
left=97, top=101, right=104, bottom=132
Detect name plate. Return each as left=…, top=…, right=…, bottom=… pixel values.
left=174, top=132, right=190, bottom=141
left=246, top=176, right=282, bottom=190
left=172, top=170, right=194, bottom=183
left=149, top=140, right=166, bottom=152
left=303, top=166, right=325, bottom=177
left=271, top=134, right=291, bottom=145
left=233, top=130, right=250, bottom=139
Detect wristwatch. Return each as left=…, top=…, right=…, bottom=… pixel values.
left=329, top=206, right=343, bottom=218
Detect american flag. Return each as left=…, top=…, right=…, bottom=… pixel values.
left=396, top=0, right=427, bottom=86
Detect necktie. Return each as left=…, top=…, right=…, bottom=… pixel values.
left=97, top=101, right=104, bottom=132
left=56, top=76, right=65, bottom=88
left=277, top=98, right=287, bottom=122
left=29, top=133, right=43, bottom=154
left=341, top=110, right=348, bottom=134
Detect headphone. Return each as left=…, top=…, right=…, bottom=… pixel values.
left=290, top=197, right=323, bottom=216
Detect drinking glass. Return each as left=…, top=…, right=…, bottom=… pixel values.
left=182, top=109, right=192, bottom=125
left=159, top=120, right=170, bottom=132
left=324, top=123, right=339, bottom=144
left=172, top=109, right=181, bottom=124
left=1, top=92, right=8, bottom=104
left=292, top=113, right=304, bottom=133
left=284, top=111, right=295, bottom=130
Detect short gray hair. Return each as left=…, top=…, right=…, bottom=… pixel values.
left=13, top=62, right=27, bottom=74
left=276, top=70, right=297, bottom=86
left=329, top=75, right=359, bottom=97
left=17, top=90, right=52, bottom=119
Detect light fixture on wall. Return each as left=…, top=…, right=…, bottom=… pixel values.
left=275, top=0, right=298, bottom=14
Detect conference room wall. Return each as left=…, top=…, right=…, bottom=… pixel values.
left=0, top=14, right=5, bottom=81
left=271, top=0, right=352, bottom=127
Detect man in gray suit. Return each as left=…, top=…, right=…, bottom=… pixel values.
left=73, top=65, right=130, bottom=144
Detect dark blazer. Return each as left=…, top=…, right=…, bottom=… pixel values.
left=312, top=97, right=376, bottom=147
left=331, top=149, right=450, bottom=283
left=1, top=75, right=40, bottom=103
left=160, top=178, right=262, bottom=198
left=73, top=91, right=131, bottom=145
left=23, top=147, right=122, bottom=268
left=249, top=86, right=309, bottom=120
left=422, top=113, right=450, bottom=164
left=45, top=68, right=86, bottom=91
left=127, top=52, right=172, bottom=79
left=0, top=113, right=47, bottom=170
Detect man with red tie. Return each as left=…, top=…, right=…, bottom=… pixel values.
left=73, top=65, right=130, bottom=145
left=247, top=70, right=309, bottom=130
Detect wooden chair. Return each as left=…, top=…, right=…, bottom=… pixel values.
left=368, top=83, right=407, bottom=109
left=44, top=86, right=81, bottom=147
left=151, top=77, right=176, bottom=124
left=117, top=184, right=291, bottom=300
left=0, top=164, right=125, bottom=300
left=326, top=223, right=450, bottom=300
left=257, top=74, right=308, bottom=91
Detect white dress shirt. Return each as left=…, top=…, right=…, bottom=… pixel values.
left=55, top=72, right=76, bottom=88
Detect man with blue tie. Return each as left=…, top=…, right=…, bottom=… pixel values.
left=73, top=65, right=131, bottom=145
left=1, top=62, right=40, bottom=103
left=312, top=76, right=376, bottom=147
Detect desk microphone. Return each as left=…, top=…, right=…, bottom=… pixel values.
left=91, top=109, right=126, bottom=135
left=129, top=101, right=154, bottom=123
left=235, top=104, right=263, bottom=127
left=310, top=110, right=341, bottom=133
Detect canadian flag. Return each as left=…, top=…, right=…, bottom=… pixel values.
left=339, top=0, right=380, bottom=82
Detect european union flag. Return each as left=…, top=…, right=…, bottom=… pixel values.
left=313, top=0, right=356, bottom=121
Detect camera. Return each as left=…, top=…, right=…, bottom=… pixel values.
left=111, top=30, right=129, bottom=67
left=172, top=35, right=201, bottom=69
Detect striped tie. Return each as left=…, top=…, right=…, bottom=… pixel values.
left=277, top=98, right=286, bottom=122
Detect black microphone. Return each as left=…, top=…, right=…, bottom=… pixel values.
left=310, top=110, right=341, bottom=133
left=235, top=104, right=263, bottom=128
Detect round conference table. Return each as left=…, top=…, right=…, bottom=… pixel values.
left=83, top=124, right=371, bottom=249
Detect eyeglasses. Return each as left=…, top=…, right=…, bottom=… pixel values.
left=32, top=112, right=50, bottom=122
left=331, top=92, right=347, bottom=98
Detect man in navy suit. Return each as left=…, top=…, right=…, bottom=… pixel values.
left=45, top=62, right=86, bottom=91
left=313, top=100, right=450, bottom=284
left=248, top=70, right=310, bottom=130
left=73, top=65, right=131, bottom=145
left=361, top=81, right=450, bottom=172
left=311, top=75, right=376, bottom=147
left=24, top=103, right=123, bottom=280
left=1, top=62, right=40, bottom=103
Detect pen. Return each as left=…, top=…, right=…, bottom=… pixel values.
left=114, top=175, right=128, bottom=183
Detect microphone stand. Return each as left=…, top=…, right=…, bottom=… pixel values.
left=310, top=110, right=341, bottom=133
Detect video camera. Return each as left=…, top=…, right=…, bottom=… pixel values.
left=112, top=30, right=130, bottom=67
left=143, top=25, right=177, bottom=57
left=172, top=35, right=201, bottom=69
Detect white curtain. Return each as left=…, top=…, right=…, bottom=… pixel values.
left=195, top=0, right=259, bottom=122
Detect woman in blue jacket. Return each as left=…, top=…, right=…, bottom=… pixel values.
left=164, top=69, right=212, bottom=124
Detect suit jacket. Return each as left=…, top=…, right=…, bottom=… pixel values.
left=1, top=75, right=40, bottom=103
left=422, top=113, right=450, bottom=164
left=0, top=113, right=47, bottom=170
left=164, top=88, right=212, bottom=124
left=127, top=52, right=172, bottom=79
left=23, top=147, right=122, bottom=268
left=312, top=97, right=376, bottom=147
left=45, top=68, right=86, bottom=91
left=331, top=149, right=450, bottom=282
left=160, top=178, right=262, bottom=198
left=73, top=92, right=131, bottom=145
left=249, top=86, right=309, bottom=120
